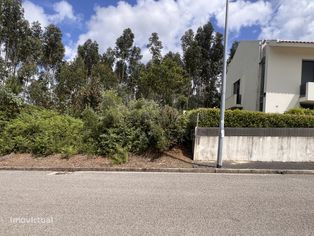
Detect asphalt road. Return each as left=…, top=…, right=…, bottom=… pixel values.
left=0, top=171, right=313, bottom=236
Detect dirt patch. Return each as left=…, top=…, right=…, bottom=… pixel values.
left=0, top=146, right=193, bottom=169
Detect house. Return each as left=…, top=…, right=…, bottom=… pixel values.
left=226, top=40, right=314, bottom=113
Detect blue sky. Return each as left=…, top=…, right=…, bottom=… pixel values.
left=22, top=0, right=314, bottom=61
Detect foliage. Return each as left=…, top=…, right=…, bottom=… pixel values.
left=147, top=32, right=163, bottom=63
left=80, top=97, right=185, bottom=160
left=42, top=24, right=64, bottom=69
left=55, top=57, right=87, bottom=112
left=0, top=86, right=23, bottom=117
left=181, top=23, right=224, bottom=108
left=184, top=108, right=314, bottom=140
left=2, top=1, right=289, bottom=162
left=28, top=75, right=51, bottom=108
left=138, top=57, right=190, bottom=106
left=0, top=86, right=23, bottom=136
left=78, top=39, right=100, bottom=76
left=285, top=108, right=314, bottom=116
left=115, top=28, right=135, bottom=83
left=111, top=145, right=128, bottom=164
left=0, top=106, right=84, bottom=155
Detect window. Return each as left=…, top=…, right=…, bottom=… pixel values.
left=233, top=80, right=241, bottom=105
left=233, top=80, right=240, bottom=95
left=301, top=61, right=314, bottom=95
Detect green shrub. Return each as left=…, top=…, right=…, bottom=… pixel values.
left=0, top=107, right=84, bottom=155
left=127, top=99, right=170, bottom=152
left=160, top=105, right=186, bottom=147
left=110, top=145, right=128, bottom=164
left=85, top=98, right=185, bottom=158
left=96, top=95, right=131, bottom=155
left=80, top=107, right=100, bottom=154
left=0, top=87, right=23, bottom=133
left=100, top=90, right=123, bottom=111
left=186, top=108, right=314, bottom=128
left=184, top=108, right=314, bottom=141
left=0, top=87, right=23, bottom=118
left=285, top=108, right=314, bottom=116
left=126, top=100, right=185, bottom=153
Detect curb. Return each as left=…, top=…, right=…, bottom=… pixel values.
left=0, top=167, right=314, bottom=175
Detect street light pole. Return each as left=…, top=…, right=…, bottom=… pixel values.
left=217, top=0, right=229, bottom=168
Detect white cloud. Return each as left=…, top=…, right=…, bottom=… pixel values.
left=48, top=1, right=77, bottom=24
left=260, top=0, right=314, bottom=40
left=22, top=1, right=49, bottom=27
left=22, top=0, right=78, bottom=27
left=77, top=0, right=272, bottom=62
left=64, top=44, right=77, bottom=61
left=216, top=0, right=272, bottom=33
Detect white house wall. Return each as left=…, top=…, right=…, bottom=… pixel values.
left=265, top=46, right=314, bottom=113
left=226, top=41, right=260, bottom=111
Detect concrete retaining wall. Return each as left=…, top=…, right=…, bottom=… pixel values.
left=193, top=128, right=314, bottom=162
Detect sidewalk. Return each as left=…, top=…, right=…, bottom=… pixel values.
left=193, top=161, right=314, bottom=170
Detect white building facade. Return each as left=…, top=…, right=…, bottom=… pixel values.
left=226, top=40, right=314, bottom=113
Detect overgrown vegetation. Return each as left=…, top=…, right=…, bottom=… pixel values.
left=1, top=94, right=313, bottom=160
left=0, top=0, right=313, bottom=164
left=80, top=92, right=184, bottom=160
left=0, top=106, right=84, bottom=156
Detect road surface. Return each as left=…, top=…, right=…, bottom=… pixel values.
left=0, top=171, right=313, bottom=235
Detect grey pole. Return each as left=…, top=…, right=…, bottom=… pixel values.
left=217, top=0, right=229, bottom=168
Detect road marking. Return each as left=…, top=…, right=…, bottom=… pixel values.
left=47, top=172, right=73, bottom=175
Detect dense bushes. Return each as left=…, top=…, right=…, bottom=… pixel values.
left=0, top=106, right=84, bottom=156
left=1, top=88, right=314, bottom=163
left=81, top=91, right=184, bottom=162
left=185, top=108, right=314, bottom=130
left=285, top=108, right=314, bottom=116
left=0, top=87, right=23, bottom=132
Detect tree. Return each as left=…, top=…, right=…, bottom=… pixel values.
left=181, top=29, right=201, bottom=101
left=55, top=56, right=87, bottom=111
left=78, top=39, right=100, bottom=76
left=128, top=46, right=143, bottom=98
left=227, top=41, right=239, bottom=64
left=204, top=32, right=223, bottom=107
left=18, top=21, right=43, bottom=98
left=77, top=76, right=103, bottom=112
left=92, top=62, right=118, bottom=90
left=0, top=0, right=29, bottom=76
left=147, top=32, right=163, bottom=63
left=181, top=22, right=223, bottom=108
left=101, top=47, right=115, bottom=68
left=114, top=28, right=134, bottom=82
left=138, top=57, right=189, bottom=106
left=42, top=24, right=64, bottom=69
left=28, top=73, right=50, bottom=107
left=163, top=51, right=183, bottom=67
left=42, top=24, right=64, bottom=103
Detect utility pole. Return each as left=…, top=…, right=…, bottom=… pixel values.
left=217, top=0, right=229, bottom=168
